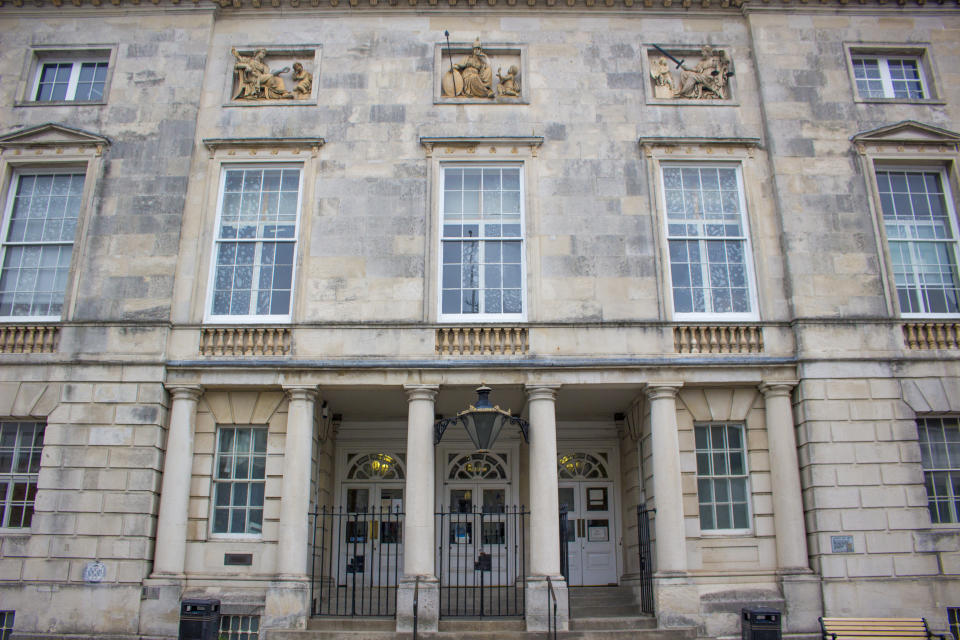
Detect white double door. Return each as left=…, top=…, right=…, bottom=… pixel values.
left=558, top=481, right=617, bottom=586
left=340, top=484, right=404, bottom=585
left=441, top=483, right=512, bottom=586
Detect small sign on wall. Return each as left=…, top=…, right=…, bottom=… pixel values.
left=831, top=535, right=854, bottom=553
left=83, top=560, right=106, bottom=583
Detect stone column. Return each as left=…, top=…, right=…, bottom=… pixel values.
left=760, top=382, right=808, bottom=571
left=266, top=386, right=317, bottom=631
left=277, top=386, right=317, bottom=579
left=525, top=384, right=568, bottom=632
left=397, top=384, right=440, bottom=632
left=646, top=383, right=698, bottom=628
left=152, top=385, right=202, bottom=578
left=646, top=384, right=686, bottom=575
left=760, top=381, right=822, bottom=633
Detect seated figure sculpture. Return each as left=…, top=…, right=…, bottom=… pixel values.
left=232, top=48, right=294, bottom=100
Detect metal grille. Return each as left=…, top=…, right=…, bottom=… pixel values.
left=310, top=506, right=404, bottom=616
left=219, top=615, right=259, bottom=640
left=436, top=506, right=528, bottom=617
left=636, top=505, right=654, bottom=614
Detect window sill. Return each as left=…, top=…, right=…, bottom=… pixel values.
left=698, top=528, right=754, bottom=537
left=854, top=97, right=946, bottom=106
left=14, top=100, right=107, bottom=107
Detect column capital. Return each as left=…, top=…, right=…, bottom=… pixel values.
left=284, top=386, right=318, bottom=402
left=645, top=383, right=682, bottom=401
left=166, top=385, right=203, bottom=402
left=404, top=384, right=439, bottom=403
left=525, top=384, right=561, bottom=401
left=759, top=381, right=799, bottom=398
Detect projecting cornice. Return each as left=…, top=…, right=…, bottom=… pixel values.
left=0, top=0, right=955, bottom=9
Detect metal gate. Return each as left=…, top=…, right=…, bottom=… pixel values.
left=636, top=504, right=654, bottom=614
left=436, top=506, right=528, bottom=617
left=310, top=506, right=404, bottom=616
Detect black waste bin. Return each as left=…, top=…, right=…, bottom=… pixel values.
left=742, top=607, right=781, bottom=640
left=179, top=598, right=220, bottom=640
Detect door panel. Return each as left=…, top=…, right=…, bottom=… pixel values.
left=559, top=481, right=617, bottom=586
left=340, top=484, right=404, bottom=586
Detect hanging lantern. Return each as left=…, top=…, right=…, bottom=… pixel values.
left=434, top=385, right=529, bottom=451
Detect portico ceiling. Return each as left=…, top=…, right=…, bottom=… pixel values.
left=319, top=383, right=644, bottom=423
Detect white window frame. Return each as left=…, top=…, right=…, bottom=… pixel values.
left=0, top=169, right=86, bottom=321
left=873, top=165, right=960, bottom=318
left=844, top=44, right=941, bottom=104
left=204, top=163, right=304, bottom=324
left=658, top=162, right=759, bottom=321
left=694, top=422, right=752, bottom=534
left=437, top=162, right=527, bottom=323
left=31, top=57, right=110, bottom=103
left=210, top=426, right=268, bottom=538
left=917, top=416, right=960, bottom=526
left=851, top=55, right=927, bottom=100
left=0, top=421, right=45, bottom=531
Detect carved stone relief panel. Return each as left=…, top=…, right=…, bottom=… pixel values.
left=228, top=47, right=319, bottom=104
left=435, top=39, right=526, bottom=104
left=646, top=45, right=735, bottom=103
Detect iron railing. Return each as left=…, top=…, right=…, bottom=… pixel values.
left=546, top=575, right=559, bottom=640
left=636, top=504, right=655, bottom=614
left=310, top=506, right=404, bottom=616
left=412, top=575, right=420, bottom=640
left=436, top=505, right=528, bottom=617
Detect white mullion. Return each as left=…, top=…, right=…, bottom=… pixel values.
left=250, top=239, right=265, bottom=316
left=65, top=62, right=83, bottom=100
left=877, top=59, right=895, bottom=98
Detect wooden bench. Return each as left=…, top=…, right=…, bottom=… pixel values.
left=820, top=617, right=948, bottom=640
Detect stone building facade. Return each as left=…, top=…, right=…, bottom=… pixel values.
left=0, top=1, right=958, bottom=638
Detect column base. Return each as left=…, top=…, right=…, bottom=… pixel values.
left=264, top=579, right=310, bottom=630
left=653, top=574, right=701, bottom=630
left=525, top=575, right=568, bottom=632
left=396, top=576, right=439, bottom=633
left=138, top=578, right=183, bottom=640
left=779, top=570, right=823, bottom=634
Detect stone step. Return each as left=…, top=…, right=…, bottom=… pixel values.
left=306, top=617, right=396, bottom=631
left=439, top=618, right=526, bottom=631
left=269, top=631, right=695, bottom=640
left=570, top=603, right=644, bottom=617
left=569, top=616, right=657, bottom=630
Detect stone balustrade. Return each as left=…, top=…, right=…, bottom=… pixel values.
left=200, top=327, right=292, bottom=356
left=673, top=325, right=763, bottom=354
left=436, top=327, right=528, bottom=355
left=902, top=322, right=960, bottom=350
left=0, top=325, right=59, bottom=354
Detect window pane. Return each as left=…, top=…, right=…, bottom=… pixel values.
left=662, top=166, right=751, bottom=315
left=441, top=166, right=523, bottom=316
left=2, top=173, right=84, bottom=318
left=695, top=423, right=749, bottom=530
left=212, top=427, right=267, bottom=534
left=0, top=423, right=45, bottom=528
left=211, top=168, right=301, bottom=317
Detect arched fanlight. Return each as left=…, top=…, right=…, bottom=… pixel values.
left=434, top=386, right=529, bottom=451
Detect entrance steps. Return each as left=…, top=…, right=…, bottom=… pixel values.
left=267, top=587, right=696, bottom=640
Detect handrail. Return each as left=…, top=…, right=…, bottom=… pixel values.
left=546, top=575, right=558, bottom=640
left=412, top=575, right=420, bottom=640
